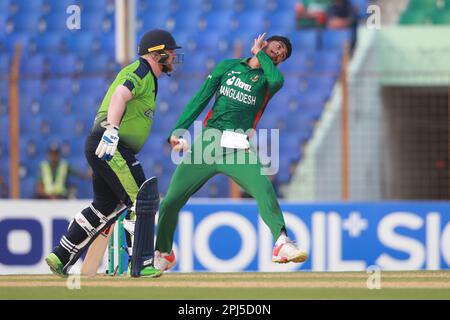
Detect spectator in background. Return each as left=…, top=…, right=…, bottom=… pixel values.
left=295, top=0, right=331, bottom=28
left=35, top=144, right=90, bottom=199
left=326, top=0, right=358, bottom=51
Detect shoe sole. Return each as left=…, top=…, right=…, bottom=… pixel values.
left=45, top=257, right=67, bottom=278
left=139, top=270, right=163, bottom=278
left=272, top=252, right=308, bottom=264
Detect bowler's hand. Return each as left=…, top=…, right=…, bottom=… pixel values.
left=251, top=33, right=268, bottom=55
left=169, top=135, right=188, bottom=152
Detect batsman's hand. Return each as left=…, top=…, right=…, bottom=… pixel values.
left=95, top=121, right=119, bottom=161
left=251, top=32, right=268, bottom=56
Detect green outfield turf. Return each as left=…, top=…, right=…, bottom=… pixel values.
left=1, top=271, right=449, bottom=300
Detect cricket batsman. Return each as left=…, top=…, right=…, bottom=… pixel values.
left=45, top=29, right=183, bottom=277
left=153, top=33, right=308, bottom=272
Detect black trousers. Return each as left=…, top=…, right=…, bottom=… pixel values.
left=85, top=132, right=146, bottom=215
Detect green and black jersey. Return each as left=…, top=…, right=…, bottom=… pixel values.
left=169, top=50, right=284, bottom=137
left=93, top=57, right=157, bottom=154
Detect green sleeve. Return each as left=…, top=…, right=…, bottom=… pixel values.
left=169, top=60, right=238, bottom=137
left=256, top=50, right=284, bottom=97
left=118, top=70, right=142, bottom=98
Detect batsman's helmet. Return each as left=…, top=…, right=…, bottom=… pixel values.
left=138, top=29, right=181, bottom=56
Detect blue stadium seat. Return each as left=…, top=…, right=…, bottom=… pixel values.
left=0, top=33, right=31, bottom=52
left=20, top=177, right=36, bottom=198
left=43, top=12, right=69, bottom=32
left=0, top=115, right=8, bottom=137
left=44, top=0, right=79, bottom=12
left=306, top=75, right=336, bottom=99
left=203, top=0, right=235, bottom=11
left=32, top=33, right=65, bottom=53
left=173, top=0, right=205, bottom=11
left=180, top=54, right=209, bottom=73
left=200, top=11, right=233, bottom=31
left=44, top=78, right=75, bottom=94
left=289, top=30, right=318, bottom=52
left=19, top=96, right=40, bottom=116
left=81, top=53, right=116, bottom=73
left=152, top=113, right=179, bottom=134
left=0, top=15, right=6, bottom=37
left=0, top=54, right=11, bottom=74
left=0, top=81, right=7, bottom=99
left=7, top=11, right=42, bottom=34
left=20, top=80, right=43, bottom=97
left=75, top=180, right=93, bottom=199
left=231, top=11, right=266, bottom=31
left=78, top=78, right=109, bottom=96
left=80, top=13, right=113, bottom=33
left=66, top=33, right=99, bottom=55
left=295, top=96, right=325, bottom=121
left=138, top=10, right=170, bottom=32
left=270, top=0, right=296, bottom=11
left=192, top=31, right=230, bottom=55
left=40, top=95, right=71, bottom=115
left=0, top=0, right=11, bottom=13
left=11, top=0, right=44, bottom=12
left=19, top=134, right=44, bottom=159
left=137, top=0, right=173, bottom=12
left=267, top=10, right=296, bottom=30
left=228, top=30, right=259, bottom=54
left=71, top=94, right=101, bottom=121
left=312, top=50, right=342, bottom=74
left=235, top=0, right=268, bottom=12
left=46, top=53, right=80, bottom=74
left=321, top=29, right=352, bottom=51
left=279, top=52, right=313, bottom=74
left=80, top=0, right=113, bottom=13
left=167, top=11, right=202, bottom=33
left=99, top=36, right=115, bottom=53
left=20, top=54, right=45, bottom=75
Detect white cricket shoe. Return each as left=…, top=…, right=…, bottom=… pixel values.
left=272, top=239, right=308, bottom=263
left=154, top=250, right=176, bottom=271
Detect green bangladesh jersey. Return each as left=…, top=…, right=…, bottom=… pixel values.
left=169, top=50, right=284, bottom=137
left=93, top=58, right=157, bottom=154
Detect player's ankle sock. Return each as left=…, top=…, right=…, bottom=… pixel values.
left=275, top=234, right=288, bottom=246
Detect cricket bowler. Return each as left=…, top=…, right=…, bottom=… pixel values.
left=153, top=33, right=308, bottom=272
left=45, top=29, right=183, bottom=277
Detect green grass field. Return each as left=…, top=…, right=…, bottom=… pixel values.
left=1, top=271, right=449, bottom=300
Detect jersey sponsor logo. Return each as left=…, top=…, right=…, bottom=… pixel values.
left=144, top=109, right=154, bottom=120
left=225, top=76, right=253, bottom=92
left=226, top=76, right=236, bottom=86
left=219, top=85, right=257, bottom=106
left=226, top=70, right=242, bottom=76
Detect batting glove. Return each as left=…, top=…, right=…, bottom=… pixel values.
left=95, top=121, right=119, bottom=161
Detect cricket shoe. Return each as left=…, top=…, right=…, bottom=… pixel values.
left=272, top=239, right=308, bottom=264
left=126, top=262, right=163, bottom=278
left=45, top=253, right=67, bottom=277
left=154, top=250, right=176, bottom=271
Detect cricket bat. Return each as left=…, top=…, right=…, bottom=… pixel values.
left=81, top=224, right=114, bottom=277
